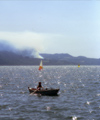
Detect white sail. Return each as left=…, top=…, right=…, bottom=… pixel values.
left=39, top=60, right=43, bottom=70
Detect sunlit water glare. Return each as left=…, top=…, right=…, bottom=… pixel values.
left=0, top=66, right=100, bottom=120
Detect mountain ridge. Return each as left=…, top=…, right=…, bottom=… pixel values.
left=0, top=51, right=100, bottom=65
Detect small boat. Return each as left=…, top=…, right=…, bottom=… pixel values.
left=39, top=60, right=43, bottom=70
left=78, top=64, right=80, bottom=67
left=28, top=87, right=59, bottom=96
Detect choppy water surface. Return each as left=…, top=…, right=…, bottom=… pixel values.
left=0, top=66, right=100, bottom=120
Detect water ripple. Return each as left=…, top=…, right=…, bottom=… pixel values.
left=0, top=66, right=100, bottom=120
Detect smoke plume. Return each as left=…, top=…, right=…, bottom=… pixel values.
left=0, top=40, right=43, bottom=59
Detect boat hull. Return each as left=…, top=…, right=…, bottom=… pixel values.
left=28, top=87, right=59, bottom=96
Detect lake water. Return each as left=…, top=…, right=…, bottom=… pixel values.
left=0, top=66, right=100, bottom=120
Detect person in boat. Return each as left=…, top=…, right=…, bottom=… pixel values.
left=37, top=82, right=43, bottom=90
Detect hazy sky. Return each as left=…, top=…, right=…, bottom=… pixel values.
left=0, top=0, right=100, bottom=58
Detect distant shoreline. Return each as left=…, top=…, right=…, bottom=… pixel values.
left=0, top=51, right=100, bottom=65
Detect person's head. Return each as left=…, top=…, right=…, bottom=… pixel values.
left=39, top=82, right=41, bottom=85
